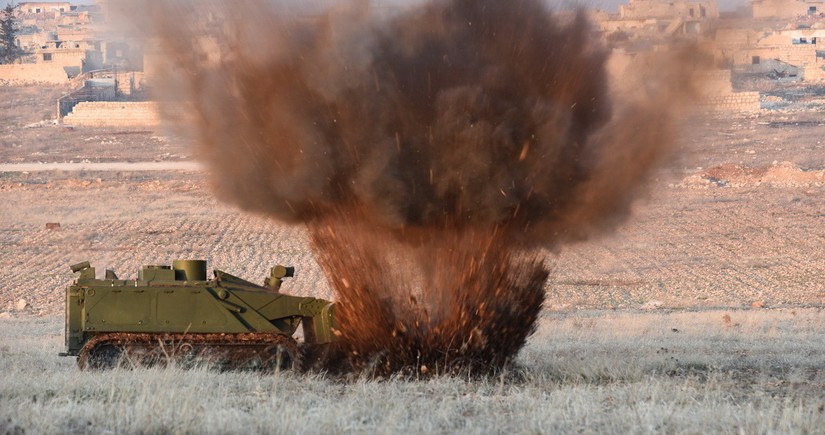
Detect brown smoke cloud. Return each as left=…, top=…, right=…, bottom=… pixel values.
left=120, top=0, right=702, bottom=376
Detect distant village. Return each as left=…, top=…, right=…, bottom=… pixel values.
left=1, top=0, right=824, bottom=125
left=593, top=0, right=825, bottom=111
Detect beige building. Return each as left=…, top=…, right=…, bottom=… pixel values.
left=751, top=0, right=825, bottom=18
left=752, top=30, right=825, bottom=81
left=714, top=25, right=825, bottom=82
left=619, top=0, right=720, bottom=20
left=594, top=0, right=720, bottom=39
left=15, top=2, right=74, bottom=14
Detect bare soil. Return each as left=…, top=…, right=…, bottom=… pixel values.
left=0, top=85, right=195, bottom=164
left=0, top=85, right=823, bottom=316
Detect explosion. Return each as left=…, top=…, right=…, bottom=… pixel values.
left=121, top=0, right=699, bottom=376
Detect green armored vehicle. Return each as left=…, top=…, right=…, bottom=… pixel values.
left=60, top=260, right=337, bottom=370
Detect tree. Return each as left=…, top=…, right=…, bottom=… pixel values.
left=0, top=3, right=23, bottom=64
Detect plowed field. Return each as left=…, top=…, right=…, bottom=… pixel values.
left=1, top=86, right=824, bottom=315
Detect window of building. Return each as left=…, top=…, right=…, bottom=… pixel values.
left=752, top=56, right=760, bottom=65
left=689, top=8, right=695, bottom=17
left=43, top=53, right=52, bottom=62
left=809, top=6, right=817, bottom=14
left=801, top=37, right=808, bottom=44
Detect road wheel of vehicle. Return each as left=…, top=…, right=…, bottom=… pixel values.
left=263, top=338, right=300, bottom=372
left=79, top=343, right=123, bottom=370
left=169, top=342, right=194, bottom=368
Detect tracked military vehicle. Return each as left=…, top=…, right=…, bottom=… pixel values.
left=60, top=260, right=337, bottom=370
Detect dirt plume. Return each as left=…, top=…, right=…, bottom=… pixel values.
left=120, top=0, right=701, bottom=376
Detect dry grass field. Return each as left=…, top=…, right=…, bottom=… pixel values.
left=1, top=84, right=824, bottom=433
left=1, top=310, right=824, bottom=433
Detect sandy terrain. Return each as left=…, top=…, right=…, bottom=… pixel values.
left=0, top=85, right=823, bottom=317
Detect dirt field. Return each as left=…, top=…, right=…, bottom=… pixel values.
left=0, top=85, right=824, bottom=432
left=0, top=86, right=194, bottom=165
left=1, top=86, right=823, bottom=314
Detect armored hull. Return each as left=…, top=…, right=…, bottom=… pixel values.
left=62, top=260, right=337, bottom=370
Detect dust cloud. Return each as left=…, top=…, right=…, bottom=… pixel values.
left=120, top=0, right=701, bottom=376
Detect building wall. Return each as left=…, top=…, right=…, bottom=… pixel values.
left=757, top=29, right=825, bottom=46
left=15, top=32, right=52, bottom=51
left=84, top=51, right=104, bottom=72
left=601, top=18, right=658, bottom=34
left=0, top=64, right=69, bottom=85
left=752, top=0, right=825, bottom=18
left=695, top=69, right=762, bottom=112
left=36, top=48, right=86, bottom=68
left=733, top=45, right=825, bottom=81
left=608, top=50, right=760, bottom=113
left=62, top=101, right=161, bottom=127
left=701, top=69, right=735, bottom=93
left=696, top=92, right=762, bottom=112
left=16, top=2, right=73, bottom=14
left=55, top=28, right=93, bottom=42
left=714, top=28, right=757, bottom=47
left=620, top=0, right=720, bottom=20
